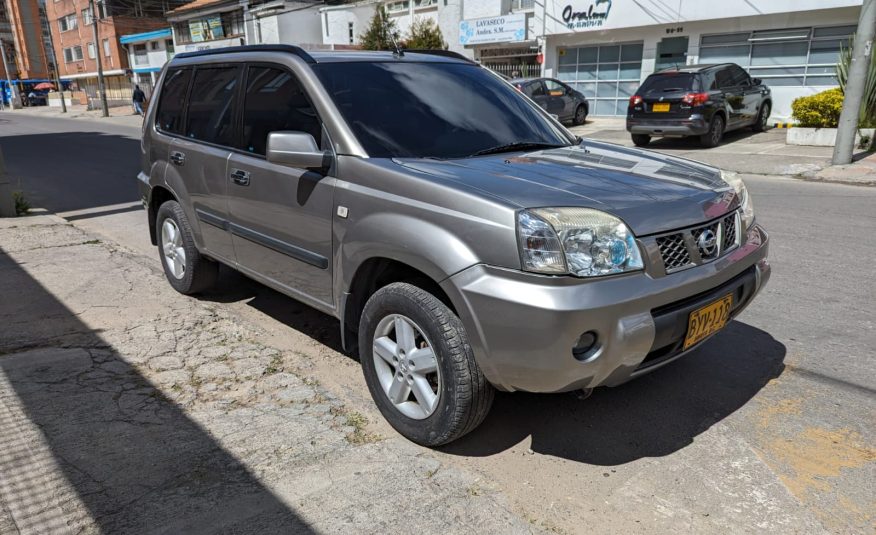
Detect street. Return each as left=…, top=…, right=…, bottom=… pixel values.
left=1, top=112, right=874, bottom=534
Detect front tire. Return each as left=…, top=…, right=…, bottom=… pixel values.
left=359, top=282, right=494, bottom=447
left=572, top=104, right=587, bottom=126
left=631, top=134, right=651, bottom=147
left=752, top=102, right=770, bottom=132
left=700, top=115, right=725, bottom=148
left=156, top=200, right=218, bottom=295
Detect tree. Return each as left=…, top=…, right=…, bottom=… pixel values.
left=359, top=5, right=400, bottom=51
left=837, top=35, right=876, bottom=127
left=405, top=18, right=447, bottom=50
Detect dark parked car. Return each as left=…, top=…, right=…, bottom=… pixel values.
left=512, top=77, right=588, bottom=125
left=25, top=90, right=48, bottom=106
left=626, top=63, right=772, bottom=148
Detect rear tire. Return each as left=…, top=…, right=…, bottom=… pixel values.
left=631, top=134, right=651, bottom=147
left=752, top=102, right=770, bottom=132
left=156, top=200, right=218, bottom=295
left=359, top=282, right=494, bottom=447
left=572, top=104, right=587, bottom=126
left=699, top=115, right=724, bottom=148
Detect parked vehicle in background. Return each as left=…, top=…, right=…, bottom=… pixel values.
left=512, top=77, right=589, bottom=125
left=139, top=46, right=770, bottom=447
left=626, top=64, right=772, bottom=148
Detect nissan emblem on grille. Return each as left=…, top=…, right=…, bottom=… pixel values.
left=697, top=228, right=719, bottom=258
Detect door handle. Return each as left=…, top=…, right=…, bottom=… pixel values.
left=230, top=168, right=250, bottom=186
left=170, top=151, right=185, bottom=166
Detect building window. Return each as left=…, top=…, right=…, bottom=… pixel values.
left=133, top=43, right=148, bottom=65
left=102, top=38, right=110, bottom=57
left=699, top=25, right=856, bottom=87
left=165, top=39, right=175, bottom=59
left=63, top=45, right=83, bottom=62
left=58, top=13, right=77, bottom=32
left=150, top=41, right=159, bottom=50
left=558, top=42, right=644, bottom=116
left=385, top=0, right=436, bottom=13
left=348, top=22, right=354, bottom=44
left=81, top=7, right=92, bottom=25
left=87, top=42, right=96, bottom=59
left=510, top=0, right=535, bottom=10
left=172, top=10, right=244, bottom=45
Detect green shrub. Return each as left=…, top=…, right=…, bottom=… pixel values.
left=13, top=191, right=30, bottom=216
left=791, top=88, right=844, bottom=128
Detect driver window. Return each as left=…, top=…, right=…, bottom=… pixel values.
left=240, top=65, right=325, bottom=156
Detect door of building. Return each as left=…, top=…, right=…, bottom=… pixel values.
left=655, top=36, right=689, bottom=72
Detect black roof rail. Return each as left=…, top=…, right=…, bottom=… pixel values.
left=401, top=49, right=475, bottom=63
left=174, top=44, right=315, bottom=64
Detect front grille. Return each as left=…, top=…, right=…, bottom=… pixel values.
left=656, top=233, right=691, bottom=271
left=654, top=211, right=741, bottom=274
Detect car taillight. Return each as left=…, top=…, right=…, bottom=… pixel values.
left=682, top=92, right=709, bottom=106
left=629, top=95, right=643, bottom=107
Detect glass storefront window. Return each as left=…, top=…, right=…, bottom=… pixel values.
left=555, top=42, right=643, bottom=116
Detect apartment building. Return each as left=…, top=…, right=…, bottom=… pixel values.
left=45, top=0, right=187, bottom=107
left=120, top=27, right=172, bottom=96
left=0, top=0, right=51, bottom=79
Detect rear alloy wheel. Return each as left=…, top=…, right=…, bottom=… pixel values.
left=752, top=102, right=770, bottom=132
left=359, top=282, right=494, bottom=446
left=156, top=200, right=218, bottom=295
left=700, top=115, right=724, bottom=148
left=573, top=104, right=587, bottom=126
left=631, top=134, right=651, bottom=147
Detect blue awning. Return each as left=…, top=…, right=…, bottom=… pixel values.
left=120, top=28, right=172, bottom=44
left=133, top=67, right=164, bottom=73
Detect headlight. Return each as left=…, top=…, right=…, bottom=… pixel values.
left=721, top=171, right=755, bottom=228
left=517, top=208, right=644, bottom=277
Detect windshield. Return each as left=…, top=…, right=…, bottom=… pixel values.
left=312, top=61, right=573, bottom=159
left=638, top=73, right=698, bottom=94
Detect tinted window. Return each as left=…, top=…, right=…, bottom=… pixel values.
left=313, top=62, right=571, bottom=159
left=637, top=73, right=696, bottom=94
left=156, top=68, right=191, bottom=134
left=241, top=66, right=323, bottom=156
left=186, top=66, right=239, bottom=146
left=715, top=68, right=735, bottom=89
left=729, top=66, right=750, bottom=86
left=528, top=81, right=545, bottom=97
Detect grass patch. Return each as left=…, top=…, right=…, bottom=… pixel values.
left=330, top=406, right=381, bottom=445
left=265, top=354, right=283, bottom=375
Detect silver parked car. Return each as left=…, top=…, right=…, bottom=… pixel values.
left=138, top=45, right=770, bottom=446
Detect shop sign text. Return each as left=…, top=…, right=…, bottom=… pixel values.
left=562, top=0, right=612, bottom=30
left=460, top=13, right=527, bottom=45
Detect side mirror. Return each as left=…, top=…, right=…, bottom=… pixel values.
left=266, top=131, right=330, bottom=172
left=752, top=77, right=762, bottom=86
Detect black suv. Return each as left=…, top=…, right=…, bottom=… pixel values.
left=626, top=63, right=771, bottom=148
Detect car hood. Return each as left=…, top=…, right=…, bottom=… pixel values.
left=397, top=140, right=738, bottom=236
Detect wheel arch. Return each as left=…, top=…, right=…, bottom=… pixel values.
left=147, top=185, right=177, bottom=245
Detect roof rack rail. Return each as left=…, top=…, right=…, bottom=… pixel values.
left=174, top=44, right=315, bottom=64
left=402, top=49, right=475, bottom=63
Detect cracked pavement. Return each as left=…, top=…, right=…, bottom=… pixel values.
left=0, top=215, right=537, bottom=534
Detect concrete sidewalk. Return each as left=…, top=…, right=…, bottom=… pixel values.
left=573, top=117, right=876, bottom=186
left=0, top=214, right=538, bottom=535
left=1, top=104, right=144, bottom=129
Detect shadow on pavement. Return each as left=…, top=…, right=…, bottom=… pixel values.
left=0, top=132, right=141, bottom=213
left=441, top=321, right=785, bottom=465
left=0, top=245, right=315, bottom=533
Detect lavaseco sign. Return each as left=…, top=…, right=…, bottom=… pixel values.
left=561, top=0, right=612, bottom=30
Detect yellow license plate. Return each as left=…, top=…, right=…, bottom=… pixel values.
left=683, top=294, right=733, bottom=350
left=652, top=103, right=671, bottom=112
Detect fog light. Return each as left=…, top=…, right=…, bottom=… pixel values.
left=572, top=331, right=598, bottom=361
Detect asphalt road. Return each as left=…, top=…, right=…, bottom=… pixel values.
left=1, top=112, right=874, bottom=534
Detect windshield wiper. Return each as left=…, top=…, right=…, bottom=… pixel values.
left=471, top=142, right=567, bottom=157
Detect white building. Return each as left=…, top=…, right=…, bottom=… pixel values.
left=536, top=0, right=863, bottom=120
left=119, top=29, right=174, bottom=96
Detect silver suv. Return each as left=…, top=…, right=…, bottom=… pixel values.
left=138, top=45, right=771, bottom=446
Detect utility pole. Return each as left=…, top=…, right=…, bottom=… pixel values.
left=832, top=0, right=875, bottom=165
left=0, top=40, right=20, bottom=109
left=89, top=0, right=109, bottom=117
left=44, top=17, right=67, bottom=113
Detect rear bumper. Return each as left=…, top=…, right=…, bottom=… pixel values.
left=441, top=224, right=770, bottom=393
left=627, top=115, right=709, bottom=136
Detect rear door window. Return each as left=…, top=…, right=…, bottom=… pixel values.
left=528, top=81, right=546, bottom=97
left=715, top=68, right=735, bottom=89
left=156, top=68, right=192, bottom=135
left=638, top=73, right=696, bottom=95
left=186, top=65, right=241, bottom=147
left=240, top=65, right=324, bottom=156
left=729, top=65, right=750, bottom=86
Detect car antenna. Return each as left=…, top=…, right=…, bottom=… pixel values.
left=385, top=19, right=403, bottom=57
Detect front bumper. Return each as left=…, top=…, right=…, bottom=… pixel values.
left=627, top=115, right=709, bottom=136
left=441, top=224, right=770, bottom=393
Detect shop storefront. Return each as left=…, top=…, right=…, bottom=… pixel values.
left=459, top=11, right=539, bottom=77
left=541, top=0, right=863, bottom=120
